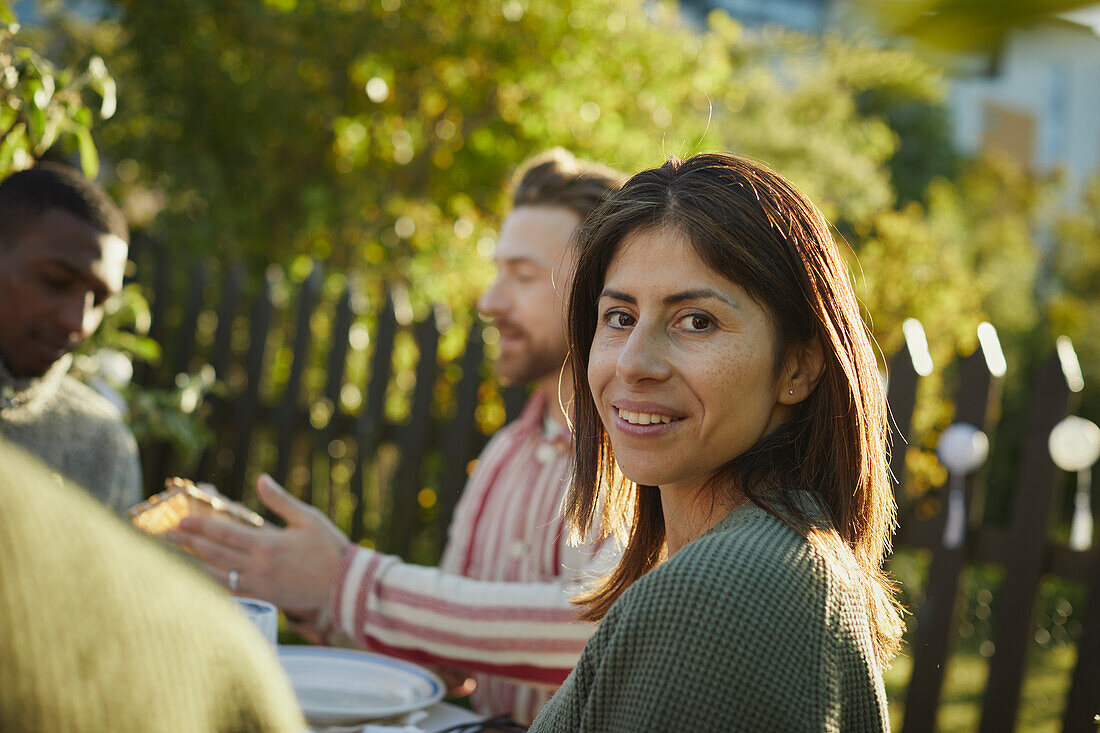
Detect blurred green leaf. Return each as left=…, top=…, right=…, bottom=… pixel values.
left=98, top=76, right=116, bottom=118
left=71, top=121, right=100, bottom=178
left=25, top=103, right=44, bottom=141
left=0, top=122, right=27, bottom=177
left=0, top=1, right=14, bottom=25
left=861, top=0, right=1098, bottom=51
left=73, top=105, right=92, bottom=128
left=0, top=104, right=16, bottom=132
left=110, top=332, right=162, bottom=363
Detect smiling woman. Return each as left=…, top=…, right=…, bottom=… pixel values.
left=529, top=154, right=903, bottom=732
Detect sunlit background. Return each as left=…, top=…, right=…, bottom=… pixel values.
left=4, top=1, right=1100, bottom=730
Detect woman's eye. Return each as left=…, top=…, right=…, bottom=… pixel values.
left=603, top=310, right=635, bottom=328
left=677, top=314, right=713, bottom=332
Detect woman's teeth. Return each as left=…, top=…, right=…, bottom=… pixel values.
left=618, top=409, right=674, bottom=425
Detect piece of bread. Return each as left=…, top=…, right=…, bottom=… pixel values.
left=128, top=478, right=264, bottom=537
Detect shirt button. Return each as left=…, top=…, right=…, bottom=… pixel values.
left=535, top=443, right=557, bottom=465
left=510, top=540, right=528, bottom=559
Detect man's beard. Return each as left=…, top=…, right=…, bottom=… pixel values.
left=495, top=337, right=568, bottom=386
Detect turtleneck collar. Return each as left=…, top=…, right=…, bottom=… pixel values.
left=0, top=353, right=73, bottom=412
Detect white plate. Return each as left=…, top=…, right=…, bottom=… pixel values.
left=278, top=646, right=445, bottom=725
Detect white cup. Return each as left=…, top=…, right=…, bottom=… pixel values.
left=236, top=597, right=278, bottom=645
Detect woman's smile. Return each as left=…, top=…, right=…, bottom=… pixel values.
left=612, top=400, right=687, bottom=435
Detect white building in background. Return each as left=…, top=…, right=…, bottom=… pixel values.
left=681, top=0, right=834, bottom=33
left=950, top=14, right=1100, bottom=196
left=683, top=0, right=1100, bottom=199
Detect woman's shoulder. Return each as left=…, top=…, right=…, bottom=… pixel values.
left=620, top=498, right=853, bottom=622
left=577, top=497, right=886, bottom=730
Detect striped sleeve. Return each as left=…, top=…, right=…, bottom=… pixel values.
left=327, top=542, right=613, bottom=685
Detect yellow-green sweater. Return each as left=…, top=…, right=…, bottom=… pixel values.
left=0, top=438, right=304, bottom=732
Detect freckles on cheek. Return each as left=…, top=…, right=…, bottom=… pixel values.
left=587, top=350, right=612, bottom=406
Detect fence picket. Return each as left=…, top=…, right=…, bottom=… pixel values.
left=228, top=278, right=274, bottom=502
left=198, top=264, right=243, bottom=483
left=135, top=239, right=170, bottom=388
left=436, top=326, right=486, bottom=549
left=350, top=296, right=397, bottom=542
left=978, top=346, right=1076, bottom=733
left=902, top=339, right=1001, bottom=733
left=386, top=312, right=440, bottom=557
left=885, top=342, right=920, bottom=504
left=317, top=285, right=355, bottom=515
left=210, top=264, right=243, bottom=379
left=172, top=260, right=207, bottom=376
left=273, top=265, right=321, bottom=490
left=504, top=384, right=527, bottom=424
left=1063, top=537, right=1100, bottom=732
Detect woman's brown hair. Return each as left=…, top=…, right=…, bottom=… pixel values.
left=566, top=153, right=904, bottom=667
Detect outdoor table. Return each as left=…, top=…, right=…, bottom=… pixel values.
left=418, top=701, right=482, bottom=731
left=304, top=701, right=480, bottom=732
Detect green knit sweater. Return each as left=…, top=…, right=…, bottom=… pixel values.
left=530, top=499, right=890, bottom=732
left=0, top=438, right=304, bottom=732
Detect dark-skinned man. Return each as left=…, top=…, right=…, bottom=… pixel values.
left=0, top=163, right=141, bottom=512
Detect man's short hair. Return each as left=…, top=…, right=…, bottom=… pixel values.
left=0, top=163, right=129, bottom=248
left=511, top=148, right=625, bottom=221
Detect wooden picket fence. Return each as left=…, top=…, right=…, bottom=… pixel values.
left=129, top=245, right=1099, bottom=732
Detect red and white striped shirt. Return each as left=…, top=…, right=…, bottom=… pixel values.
left=320, top=391, right=618, bottom=723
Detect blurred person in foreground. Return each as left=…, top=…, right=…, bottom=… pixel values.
left=0, top=437, right=303, bottom=731
left=529, top=153, right=902, bottom=731
left=0, top=163, right=141, bottom=512
left=170, top=149, right=626, bottom=724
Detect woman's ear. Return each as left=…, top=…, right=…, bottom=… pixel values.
left=779, top=338, right=825, bottom=405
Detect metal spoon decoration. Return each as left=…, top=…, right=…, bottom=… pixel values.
left=1048, top=415, right=1100, bottom=551
left=936, top=422, right=990, bottom=550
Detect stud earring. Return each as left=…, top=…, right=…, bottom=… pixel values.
left=788, top=389, right=794, bottom=395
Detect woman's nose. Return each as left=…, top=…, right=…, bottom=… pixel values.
left=615, top=328, right=671, bottom=384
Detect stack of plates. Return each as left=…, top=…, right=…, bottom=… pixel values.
left=278, top=646, right=445, bottom=726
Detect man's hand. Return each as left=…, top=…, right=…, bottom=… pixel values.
left=167, top=474, right=350, bottom=615
left=434, top=666, right=477, bottom=698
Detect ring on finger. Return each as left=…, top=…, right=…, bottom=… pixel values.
left=228, top=569, right=240, bottom=592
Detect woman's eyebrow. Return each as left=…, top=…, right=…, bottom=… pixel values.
left=598, top=288, right=635, bottom=304
left=663, top=288, right=739, bottom=309
left=599, top=287, right=740, bottom=309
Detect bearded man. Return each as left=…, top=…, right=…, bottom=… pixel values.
left=172, top=150, right=625, bottom=724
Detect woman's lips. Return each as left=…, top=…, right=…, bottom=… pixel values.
left=612, top=406, right=685, bottom=436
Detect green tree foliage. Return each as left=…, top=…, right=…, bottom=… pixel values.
left=70, top=0, right=941, bottom=317
left=46, top=0, right=1058, bottom=504
left=0, top=0, right=114, bottom=178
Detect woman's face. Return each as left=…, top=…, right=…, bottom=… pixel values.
left=588, top=227, right=793, bottom=493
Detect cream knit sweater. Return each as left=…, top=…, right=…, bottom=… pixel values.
left=0, top=354, right=141, bottom=512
